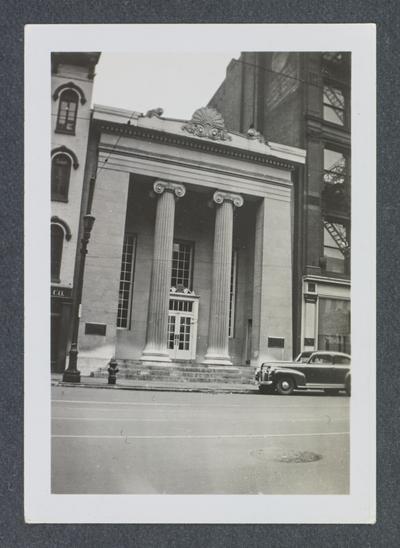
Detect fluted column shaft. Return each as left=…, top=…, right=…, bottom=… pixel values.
left=141, top=181, right=185, bottom=362
left=204, top=191, right=244, bottom=366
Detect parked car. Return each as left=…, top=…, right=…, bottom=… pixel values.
left=255, top=351, right=351, bottom=396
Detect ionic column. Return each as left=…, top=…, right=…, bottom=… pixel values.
left=141, top=180, right=186, bottom=362
left=204, top=191, right=244, bottom=366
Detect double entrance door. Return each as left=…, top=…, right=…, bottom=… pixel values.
left=167, top=294, right=198, bottom=360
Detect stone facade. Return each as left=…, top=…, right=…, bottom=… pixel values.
left=76, top=105, right=305, bottom=376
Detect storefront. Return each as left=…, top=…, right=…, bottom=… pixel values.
left=301, top=276, right=351, bottom=354
left=50, top=286, right=72, bottom=372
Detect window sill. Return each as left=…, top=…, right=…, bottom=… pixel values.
left=51, top=277, right=61, bottom=284
left=321, top=118, right=350, bottom=132
left=51, top=196, right=69, bottom=203
left=55, top=128, right=76, bottom=136
left=321, top=270, right=351, bottom=280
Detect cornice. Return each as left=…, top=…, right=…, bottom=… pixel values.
left=51, top=52, right=101, bottom=80
left=94, top=120, right=298, bottom=171
left=303, top=274, right=351, bottom=287
left=97, top=145, right=293, bottom=198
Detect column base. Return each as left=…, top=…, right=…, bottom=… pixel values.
left=203, top=353, right=232, bottom=366
left=62, top=369, right=81, bottom=383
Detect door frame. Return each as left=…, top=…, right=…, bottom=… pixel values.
left=168, top=290, right=199, bottom=361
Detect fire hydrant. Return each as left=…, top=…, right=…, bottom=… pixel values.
left=108, top=358, right=119, bottom=385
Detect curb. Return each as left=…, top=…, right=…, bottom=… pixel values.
left=51, top=380, right=259, bottom=395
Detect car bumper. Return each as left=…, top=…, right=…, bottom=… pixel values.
left=257, top=380, right=274, bottom=386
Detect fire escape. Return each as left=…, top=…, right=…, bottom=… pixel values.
left=323, top=220, right=350, bottom=257
left=322, top=154, right=350, bottom=258
left=323, top=85, right=345, bottom=124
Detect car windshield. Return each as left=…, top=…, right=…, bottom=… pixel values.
left=295, top=352, right=312, bottom=363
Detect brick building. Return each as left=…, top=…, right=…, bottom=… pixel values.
left=51, top=52, right=101, bottom=372
left=209, top=52, right=351, bottom=356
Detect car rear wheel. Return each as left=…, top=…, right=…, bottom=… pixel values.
left=324, top=388, right=339, bottom=396
left=345, top=379, right=351, bottom=397
left=276, top=376, right=295, bottom=395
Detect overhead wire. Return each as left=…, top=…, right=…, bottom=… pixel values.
left=229, top=56, right=350, bottom=91
left=58, top=54, right=349, bottom=185
left=95, top=109, right=139, bottom=178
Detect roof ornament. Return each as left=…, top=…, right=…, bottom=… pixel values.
left=182, top=107, right=231, bottom=141
left=247, top=124, right=267, bottom=144
left=145, top=107, right=164, bottom=118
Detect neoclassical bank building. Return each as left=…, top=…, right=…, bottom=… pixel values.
left=76, top=106, right=305, bottom=380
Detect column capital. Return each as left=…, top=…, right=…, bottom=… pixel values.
left=153, top=180, right=186, bottom=198
left=213, top=191, right=244, bottom=208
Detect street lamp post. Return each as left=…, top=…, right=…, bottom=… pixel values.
left=63, top=213, right=95, bottom=383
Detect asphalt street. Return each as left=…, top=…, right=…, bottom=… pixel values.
left=52, top=386, right=350, bottom=494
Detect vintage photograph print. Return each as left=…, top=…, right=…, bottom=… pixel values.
left=25, top=25, right=375, bottom=523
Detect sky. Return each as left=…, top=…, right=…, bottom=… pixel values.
left=92, top=52, right=239, bottom=120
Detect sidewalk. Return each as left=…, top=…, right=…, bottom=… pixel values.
left=51, top=373, right=259, bottom=395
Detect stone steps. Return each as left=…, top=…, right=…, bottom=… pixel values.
left=93, top=359, right=256, bottom=384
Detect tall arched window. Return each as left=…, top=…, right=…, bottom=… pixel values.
left=51, top=153, right=72, bottom=201
left=51, top=224, right=64, bottom=282
left=56, top=89, right=79, bottom=134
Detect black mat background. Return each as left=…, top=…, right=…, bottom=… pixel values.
left=1, top=1, right=398, bottom=546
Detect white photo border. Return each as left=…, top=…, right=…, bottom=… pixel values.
left=25, top=23, right=376, bottom=524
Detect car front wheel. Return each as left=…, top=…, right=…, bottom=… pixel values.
left=276, top=376, right=295, bottom=395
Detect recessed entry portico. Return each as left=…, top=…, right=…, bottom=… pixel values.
left=76, top=106, right=306, bottom=376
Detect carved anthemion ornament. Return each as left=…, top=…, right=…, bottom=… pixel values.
left=182, top=107, right=231, bottom=141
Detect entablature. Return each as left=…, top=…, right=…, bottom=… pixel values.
left=93, top=104, right=306, bottom=171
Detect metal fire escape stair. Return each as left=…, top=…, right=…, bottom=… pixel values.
left=324, top=156, right=346, bottom=185
left=323, top=220, right=350, bottom=256
left=324, top=86, right=345, bottom=124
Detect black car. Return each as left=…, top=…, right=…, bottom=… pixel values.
left=255, top=351, right=351, bottom=396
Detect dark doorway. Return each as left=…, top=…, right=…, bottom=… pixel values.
left=51, top=297, right=72, bottom=373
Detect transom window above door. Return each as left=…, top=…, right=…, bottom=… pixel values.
left=171, top=240, right=193, bottom=290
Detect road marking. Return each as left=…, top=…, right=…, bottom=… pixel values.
left=52, top=417, right=172, bottom=422
left=52, top=399, right=348, bottom=410
left=52, top=431, right=349, bottom=440
left=52, top=399, right=194, bottom=407
left=52, top=416, right=347, bottom=423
